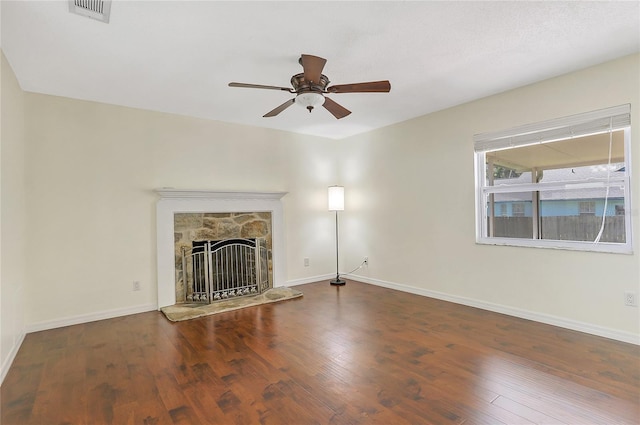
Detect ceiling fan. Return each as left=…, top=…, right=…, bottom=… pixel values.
left=228, top=54, right=391, bottom=119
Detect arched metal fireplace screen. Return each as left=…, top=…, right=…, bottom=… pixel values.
left=181, top=238, right=269, bottom=303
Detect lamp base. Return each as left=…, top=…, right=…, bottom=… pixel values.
left=330, top=278, right=346, bottom=286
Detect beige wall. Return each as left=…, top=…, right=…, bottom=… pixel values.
left=340, top=54, right=640, bottom=340
left=1, top=51, right=26, bottom=378
left=24, top=94, right=340, bottom=326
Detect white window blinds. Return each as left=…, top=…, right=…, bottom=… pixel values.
left=473, top=104, right=631, bottom=153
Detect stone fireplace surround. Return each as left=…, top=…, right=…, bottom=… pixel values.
left=156, top=189, right=287, bottom=308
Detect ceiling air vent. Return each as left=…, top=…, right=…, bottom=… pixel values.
left=68, top=0, right=111, bottom=23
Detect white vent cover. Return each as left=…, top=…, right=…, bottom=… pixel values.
left=68, top=0, right=111, bottom=23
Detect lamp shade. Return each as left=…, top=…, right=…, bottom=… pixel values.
left=296, top=92, right=325, bottom=109
left=328, top=186, right=344, bottom=211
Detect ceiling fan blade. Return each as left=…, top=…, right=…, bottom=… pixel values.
left=300, top=54, right=327, bottom=84
left=229, top=82, right=293, bottom=92
left=322, top=97, right=351, bottom=119
left=326, top=80, right=391, bottom=93
left=263, top=98, right=295, bottom=117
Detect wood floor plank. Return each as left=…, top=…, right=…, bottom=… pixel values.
left=491, top=395, right=565, bottom=424
left=29, top=346, right=88, bottom=424
left=2, top=280, right=639, bottom=424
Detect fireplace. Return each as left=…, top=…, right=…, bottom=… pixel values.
left=156, top=189, right=287, bottom=308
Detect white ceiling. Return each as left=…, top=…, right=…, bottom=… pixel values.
left=1, top=1, right=639, bottom=139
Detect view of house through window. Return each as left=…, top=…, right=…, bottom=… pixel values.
left=474, top=105, right=631, bottom=253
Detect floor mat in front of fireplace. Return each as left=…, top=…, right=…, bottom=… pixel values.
left=160, top=287, right=303, bottom=322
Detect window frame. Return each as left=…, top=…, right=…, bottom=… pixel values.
left=474, top=105, right=632, bottom=254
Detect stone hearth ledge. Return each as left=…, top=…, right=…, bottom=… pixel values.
left=160, top=287, right=303, bottom=322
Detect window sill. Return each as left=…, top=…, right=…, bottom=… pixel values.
left=476, top=237, right=633, bottom=254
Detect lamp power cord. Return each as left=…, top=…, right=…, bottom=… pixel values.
left=339, top=259, right=368, bottom=277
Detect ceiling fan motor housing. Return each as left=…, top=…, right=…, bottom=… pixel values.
left=290, top=73, right=330, bottom=93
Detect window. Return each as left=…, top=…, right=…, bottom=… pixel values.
left=512, top=203, right=525, bottom=217
left=578, top=201, right=596, bottom=216
left=474, top=105, right=632, bottom=253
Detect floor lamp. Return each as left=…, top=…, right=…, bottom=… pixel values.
left=328, top=186, right=345, bottom=286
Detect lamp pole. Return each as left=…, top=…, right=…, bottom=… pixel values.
left=331, top=209, right=345, bottom=285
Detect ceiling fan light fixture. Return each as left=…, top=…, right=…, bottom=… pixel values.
left=296, top=92, right=325, bottom=112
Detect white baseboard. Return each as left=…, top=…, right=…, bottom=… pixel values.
left=286, top=273, right=334, bottom=287
left=26, top=303, right=158, bottom=334
left=1, top=330, right=26, bottom=385
left=348, top=274, right=640, bottom=345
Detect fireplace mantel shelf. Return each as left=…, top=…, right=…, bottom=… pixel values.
left=156, top=189, right=287, bottom=200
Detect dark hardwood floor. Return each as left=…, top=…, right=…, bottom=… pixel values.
left=2, top=280, right=639, bottom=424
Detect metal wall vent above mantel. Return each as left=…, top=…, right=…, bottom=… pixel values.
left=68, top=0, right=111, bottom=23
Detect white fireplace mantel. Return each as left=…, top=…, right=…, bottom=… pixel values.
left=155, top=189, right=287, bottom=308
left=156, top=189, right=288, bottom=200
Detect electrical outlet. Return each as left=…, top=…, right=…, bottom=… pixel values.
left=364, top=256, right=368, bottom=265
left=624, top=291, right=637, bottom=306
left=133, top=281, right=141, bottom=291
left=304, top=258, right=310, bottom=267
